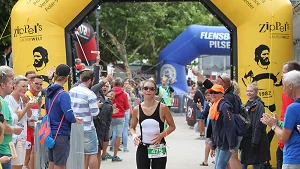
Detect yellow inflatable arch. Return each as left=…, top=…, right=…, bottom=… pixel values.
left=11, top=0, right=293, bottom=165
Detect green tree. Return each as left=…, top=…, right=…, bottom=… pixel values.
left=93, top=2, right=221, bottom=78
left=0, top=0, right=18, bottom=49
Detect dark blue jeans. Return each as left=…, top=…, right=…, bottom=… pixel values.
left=0, top=153, right=11, bottom=169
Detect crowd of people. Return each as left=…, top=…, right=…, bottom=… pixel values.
left=0, top=52, right=178, bottom=169
left=0, top=46, right=299, bottom=169
left=185, top=61, right=300, bottom=169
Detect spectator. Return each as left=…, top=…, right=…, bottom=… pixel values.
left=276, top=61, right=300, bottom=169
left=110, top=77, right=129, bottom=162
left=46, top=64, right=82, bottom=169
left=240, top=82, right=270, bottom=169
left=194, top=81, right=206, bottom=139
left=261, top=70, right=300, bottom=169
left=5, top=76, right=35, bottom=169
left=0, top=66, right=23, bottom=169
left=122, top=84, right=132, bottom=152
left=24, top=75, right=44, bottom=169
left=70, top=70, right=100, bottom=169
left=200, top=92, right=213, bottom=166
left=91, top=69, right=114, bottom=168
left=0, top=123, right=11, bottom=167
left=192, top=69, right=242, bottom=169
left=208, top=84, right=237, bottom=169
left=71, top=68, right=91, bottom=88
left=0, top=45, right=11, bottom=66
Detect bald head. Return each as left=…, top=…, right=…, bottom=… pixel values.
left=216, top=74, right=231, bottom=90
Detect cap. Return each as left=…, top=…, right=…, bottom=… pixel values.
left=208, top=84, right=224, bottom=94
left=78, top=68, right=91, bottom=75
left=55, top=64, right=70, bottom=76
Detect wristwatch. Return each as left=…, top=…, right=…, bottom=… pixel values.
left=271, top=125, right=277, bottom=131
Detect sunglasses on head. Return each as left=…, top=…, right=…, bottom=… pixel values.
left=143, top=86, right=156, bottom=91
left=218, top=75, right=225, bottom=84
left=209, top=91, right=222, bottom=94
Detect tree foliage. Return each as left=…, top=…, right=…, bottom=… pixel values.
left=0, top=0, right=18, bottom=50
left=89, top=2, right=221, bottom=71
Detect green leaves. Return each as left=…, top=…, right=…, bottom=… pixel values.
left=0, top=0, right=18, bottom=47
left=94, top=2, right=221, bottom=66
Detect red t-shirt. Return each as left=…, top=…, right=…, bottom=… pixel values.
left=278, top=92, right=294, bottom=149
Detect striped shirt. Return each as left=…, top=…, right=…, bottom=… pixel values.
left=69, top=84, right=99, bottom=131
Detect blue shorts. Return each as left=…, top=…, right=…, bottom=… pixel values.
left=111, top=118, right=125, bottom=137
left=48, top=135, right=70, bottom=166
left=84, top=128, right=98, bottom=155
left=196, top=109, right=205, bottom=120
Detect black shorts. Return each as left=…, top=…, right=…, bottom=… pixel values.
left=48, top=135, right=70, bottom=166
left=136, top=144, right=167, bottom=169
left=95, top=124, right=110, bottom=150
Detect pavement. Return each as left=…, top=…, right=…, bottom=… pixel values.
left=101, top=115, right=215, bottom=169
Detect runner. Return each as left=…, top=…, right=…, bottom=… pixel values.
left=157, top=77, right=174, bottom=110
left=130, top=79, right=176, bottom=169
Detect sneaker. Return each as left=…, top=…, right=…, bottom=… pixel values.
left=106, top=153, right=113, bottom=159
left=118, top=148, right=122, bottom=151
left=109, top=147, right=114, bottom=152
left=123, top=148, right=129, bottom=152
left=196, top=136, right=206, bottom=140
left=112, top=156, right=123, bottom=162
left=102, top=154, right=107, bottom=161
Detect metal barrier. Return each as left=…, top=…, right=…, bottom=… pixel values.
left=34, top=122, right=84, bottom=169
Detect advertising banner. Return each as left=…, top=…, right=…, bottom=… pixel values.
left=11, top=0, right=91, bottom=87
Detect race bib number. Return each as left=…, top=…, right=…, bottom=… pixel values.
left=147, top=144, right=167, bottom=159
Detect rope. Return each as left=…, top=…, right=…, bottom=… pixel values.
left=0, top=34, right=11, bottom=41
left=142, top=35, right=197, bottom=74
left=74, top=31, right=90, bottom=66
left=268, top=13, right=274, bottom=113
left=98, top=38, right=143, bottom=79
left=0, top=16, right=11, bottom=41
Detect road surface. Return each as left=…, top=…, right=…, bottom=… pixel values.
left=101, top=115, right=215, bottom=169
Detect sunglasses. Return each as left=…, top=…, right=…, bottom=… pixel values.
left=218, top=75, right=225, bottom=84
left=143, top=86, right=156, bottom=91
left=209, top=91, right=222, bottom=94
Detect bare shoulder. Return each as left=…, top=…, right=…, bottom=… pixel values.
left=133, top=105, right=139, bottom=112
left=160, top=103, right=168, bottom=109
left=159, top=102, right=170, bottom=113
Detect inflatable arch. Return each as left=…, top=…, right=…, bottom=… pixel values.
left=158, top=25, right=230, bottom=94
left=11, top=0, right=293, bottom=165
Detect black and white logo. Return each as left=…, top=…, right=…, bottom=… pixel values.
left=160, top=64, right=176, bottom=83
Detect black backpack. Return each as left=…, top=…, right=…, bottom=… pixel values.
left=230, top=93, right=251, bottom=136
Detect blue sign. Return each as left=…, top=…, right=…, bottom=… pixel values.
left=158, top=25, right=230, bottom=94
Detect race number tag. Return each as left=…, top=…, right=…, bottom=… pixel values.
left=147, top=144, right=167, bottom=159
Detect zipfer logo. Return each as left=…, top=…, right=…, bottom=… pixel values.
left=14, top=23, right=42, bottom=37
left=259, top=22, right=289, bottom=33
